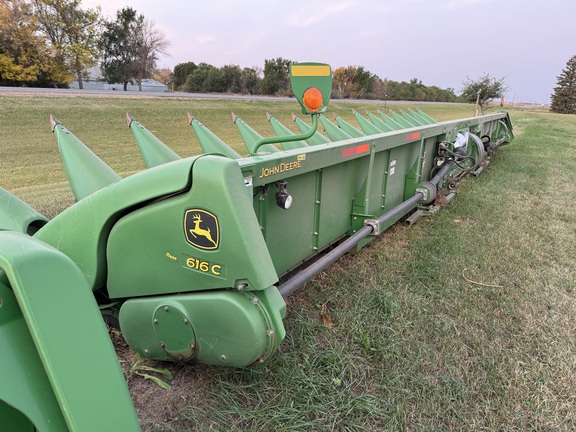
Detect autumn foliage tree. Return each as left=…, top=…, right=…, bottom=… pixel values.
left=332, top=66, right=375, bottom=99
left=152, top=67, right=173, bottom=86
left=0, top=0, right=70, bottom=86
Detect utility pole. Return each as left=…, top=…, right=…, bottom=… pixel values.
left=474, top=90, right=481, bottom=117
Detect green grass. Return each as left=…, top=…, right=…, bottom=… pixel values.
left=0, top=95, right=474, bottom=215
left=1, top=93, right=575, bottom=431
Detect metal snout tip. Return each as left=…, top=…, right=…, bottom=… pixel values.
left=187, top=113, right=195, bottom=125
left=266, top=112, right=272, bottom=122
left=291, top=113, right=297, bottom=122
left=126, top=112, right=136, bottom=127
left=49, top=115, right=62, bottom=132
left=231, top=112, right=238, bottom=123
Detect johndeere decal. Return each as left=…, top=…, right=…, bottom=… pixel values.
left=184, top=209, right=219, bottom=250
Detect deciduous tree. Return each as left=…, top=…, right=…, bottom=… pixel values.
left=184, top=62, right=212, bottom=92
left=0, top=0, right=67, bottom=85
left=461, top=73, right=507, bottom=114
left=98, top=7, right=141, bottom=91
left=32, top=0, right=101, bottom=89
left=132, top=17, right=170, bottom=91
left=550, top=54, right=576, bottom=114
left=152, top=67, right=173, bottom=86
left=260, top=57, right=292, bottom=95
left=173, top=61, right=196, bottom=89
left=332, top=66, right=376, bottom=99
left=220, top=64, right=242, bottom=93
left=239, top=67, right=260, bottom=94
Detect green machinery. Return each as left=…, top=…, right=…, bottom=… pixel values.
left=0, top=63, right=513, bottom=430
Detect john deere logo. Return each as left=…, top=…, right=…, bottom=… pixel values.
left=184, top=209, right=219, bottom=250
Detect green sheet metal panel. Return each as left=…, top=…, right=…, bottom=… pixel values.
left=0, top=186, right=47, bottom=235
left=317, top=157, right=368, bottom=249
left=0, top=232, right=140, bottom=432
left=128, top=114, right=181, bottom=168
left=0, top=282, right=68, bottom=432
left=106, top=155, right=278, bottom=298
left=119, top=286, right=284, bottom=367
left=35, top=157, right=197, bottom=291
left=189, top=116, right=242, bottom=159
left=52, top=118, right=122, bottom=201
left=255, top=170, right=318, bottom=275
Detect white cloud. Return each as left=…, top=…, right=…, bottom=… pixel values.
left=443, top=0, right=496, bottom=10
left=196, top=35, right=216, bottom=44
left=287, top=2, right=353, bottom=27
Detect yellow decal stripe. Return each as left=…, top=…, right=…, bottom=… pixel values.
left=291, top=65, right=331, bottom=77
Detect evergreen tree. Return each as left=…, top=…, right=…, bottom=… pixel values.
left=551, top=55, right=576, bottom=114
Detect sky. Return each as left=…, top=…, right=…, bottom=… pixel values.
left=83, top=0, right=576, bottom=104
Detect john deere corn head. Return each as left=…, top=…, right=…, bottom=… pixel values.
left=0, top=63, right=513, bottom=430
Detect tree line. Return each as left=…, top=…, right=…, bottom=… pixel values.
left=174, top=58, right=459, bottom=102
left=0, top=0, right=168, bottom=90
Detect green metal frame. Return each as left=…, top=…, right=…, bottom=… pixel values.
left=0, top=61, right=514, bottom=431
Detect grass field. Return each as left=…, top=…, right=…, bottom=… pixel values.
left=1, top=93, right=575, bottom=431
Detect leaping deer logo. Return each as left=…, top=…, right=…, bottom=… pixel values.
left=189, top=214, right=217, bottom=247
left=184, top=209, right=219, bottom=250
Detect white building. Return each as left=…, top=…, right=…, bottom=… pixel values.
left=69, top=67, right=168, bottom=92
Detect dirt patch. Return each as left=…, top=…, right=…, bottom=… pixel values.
left=109, top=328, right=215, bottom=431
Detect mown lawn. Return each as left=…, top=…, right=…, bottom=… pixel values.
left=1, top=93, right=575, bottom=431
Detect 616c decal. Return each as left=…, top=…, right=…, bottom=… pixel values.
left=186, top=256, right=223, bottom=276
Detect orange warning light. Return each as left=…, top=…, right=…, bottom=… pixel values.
left=303, top=87, right=323, bottom=112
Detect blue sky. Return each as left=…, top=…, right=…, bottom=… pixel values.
left=85, top=0, right=576, bottom=104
